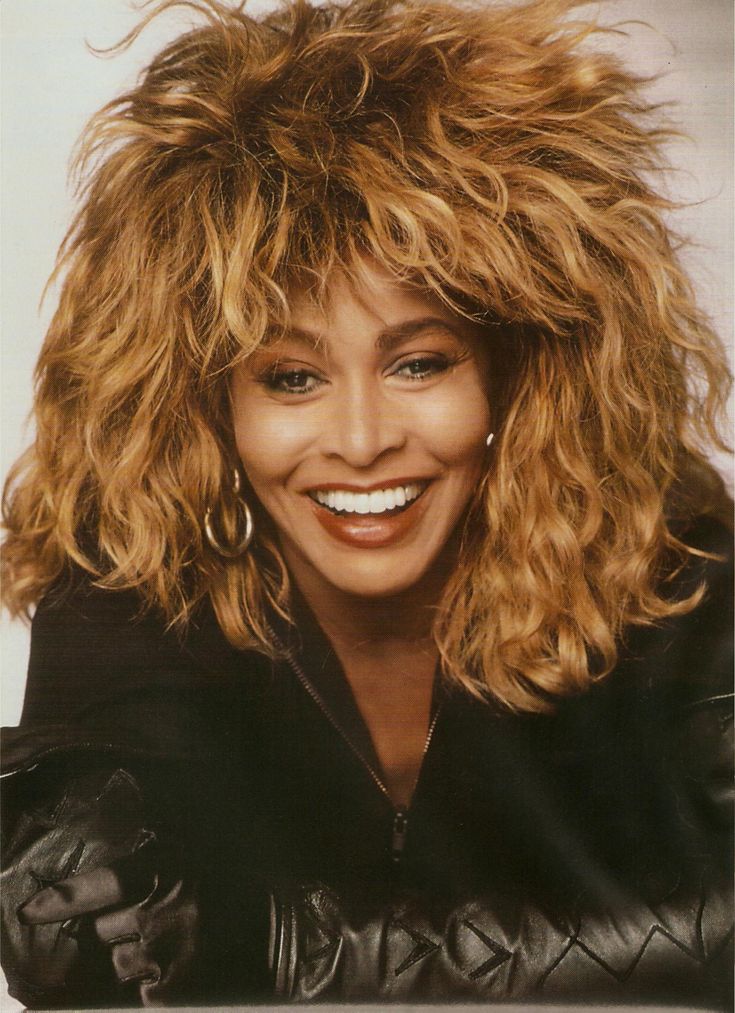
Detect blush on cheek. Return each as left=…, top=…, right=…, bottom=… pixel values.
left=423, top=389, right=490, bottom=465
left=231, top=380, right=311, bottom=493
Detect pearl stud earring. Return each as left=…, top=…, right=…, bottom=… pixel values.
left=486, top=432, right=495, bottom=447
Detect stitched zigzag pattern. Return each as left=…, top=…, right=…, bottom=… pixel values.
left=539, top=921, right=734, bottom=989
left=295, top=888, right=734, bottom=999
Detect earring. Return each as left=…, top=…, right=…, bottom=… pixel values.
left=204, top=468, right=254, bottom=558
left=485, top=432, right=495, bottom=447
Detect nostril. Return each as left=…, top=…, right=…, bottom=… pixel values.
left=324, top=402, right=407, bottom=467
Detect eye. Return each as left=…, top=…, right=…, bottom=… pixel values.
left=391, top=354, right=451, bottom=382
left=261, top=367, right=325, bottom=396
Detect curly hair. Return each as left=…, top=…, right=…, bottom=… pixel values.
left=2, top=0, right=730, bottom=711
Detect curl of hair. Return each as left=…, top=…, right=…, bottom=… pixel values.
left=2, top=0, right=731, bottom=711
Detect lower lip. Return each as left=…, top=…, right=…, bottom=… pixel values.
left=307, top=488, right=432, bottom=548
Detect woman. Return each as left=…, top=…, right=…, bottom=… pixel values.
left=1, top=0, right=732, bottom=1007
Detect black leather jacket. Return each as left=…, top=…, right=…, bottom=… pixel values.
left=2, top=517, right=732, bottom=1008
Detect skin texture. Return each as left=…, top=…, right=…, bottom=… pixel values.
left=231, top=262, right=492, bottom=607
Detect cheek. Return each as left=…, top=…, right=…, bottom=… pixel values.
left=232, top=369, right=309, bottom=484
left=420, top=379, right=491, bottom=468
left=230, top=387, right=304, bottom=494
left=235, top=413, right=296, bottom=477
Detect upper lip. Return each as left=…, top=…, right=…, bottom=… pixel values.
left=302, top=477, right=433, bottom=493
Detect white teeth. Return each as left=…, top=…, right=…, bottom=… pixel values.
left=369, top=490, right=386, bottom=513
left=311, top=482, right=426, bottom=515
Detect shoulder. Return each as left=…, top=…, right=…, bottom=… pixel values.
left=671, top=513, right=733, bottom=610
left=591, top=515, right=732, bottom=814
left=4, top=571, right=273, bottom=777
left=614, top=515, right=733, bottom=707
left=20, top=569, right=266, bottom=726
left=548, top=515, right=732, bottom=767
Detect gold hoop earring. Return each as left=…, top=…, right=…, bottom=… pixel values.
left=204, top=468, right=254, bottom=558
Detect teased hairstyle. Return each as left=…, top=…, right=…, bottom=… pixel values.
left=2, top=0, right=731, bottom=711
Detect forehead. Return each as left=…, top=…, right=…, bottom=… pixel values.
left=273, top=260, right=471, bottom=341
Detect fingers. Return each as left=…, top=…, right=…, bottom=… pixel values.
left=109, top=939, right=160, bottom=986
left=18, top=864, right=126, bottom=923
left=16, top=845, right=197, bottom=996
left=18, top=844, right=159, bottom=925
left=94, top=904, right=143, bottom=945
left=98, top=878, right=199, bottom=996
left=96, top=908, right=161, bottom=985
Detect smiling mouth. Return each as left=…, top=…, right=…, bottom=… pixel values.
left=307, top=482, right=429, bottom=517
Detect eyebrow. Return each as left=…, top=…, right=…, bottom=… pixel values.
left=265, top=316, right=465, bottom=352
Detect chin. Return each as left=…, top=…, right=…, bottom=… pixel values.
left=320, top=555, right=440, bottom=601
left=334, top=576, right=422, bottom=600
left=279, top=522, right=459, bottom=603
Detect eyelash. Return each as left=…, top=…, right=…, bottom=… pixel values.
left=393, top=354, right=452, bottom=381
left=259, top=353, right=459, bottom=396
left=261, top=368, right=324, bottom=395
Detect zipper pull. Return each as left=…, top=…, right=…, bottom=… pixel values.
left=391, top=809, right=409, bottom=864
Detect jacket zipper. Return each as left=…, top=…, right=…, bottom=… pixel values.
left=275, top=632, right=441, bottom=865
left=391, top=809, right=409, bottom=863
left=392, top=706, right=441, bottom=861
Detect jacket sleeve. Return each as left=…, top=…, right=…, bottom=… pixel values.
left=270, top=871, right=733, bottom=1005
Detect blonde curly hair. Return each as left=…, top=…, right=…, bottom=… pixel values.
left=2, top=0, right=730, bottom=711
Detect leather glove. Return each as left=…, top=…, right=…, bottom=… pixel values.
left=18, top=839, right=200, bottom=1004
left=2, top=763, right=200, bottom=1008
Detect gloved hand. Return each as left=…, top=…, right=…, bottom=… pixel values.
left=2, top=764, right=202, bottom=1009
left=18, top=839, right=200, bottom=1005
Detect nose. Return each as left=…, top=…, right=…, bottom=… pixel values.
left=320, top=378, right=406, bottom=468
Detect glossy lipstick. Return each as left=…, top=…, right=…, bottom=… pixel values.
left=305, top=480, right=432, bottom=548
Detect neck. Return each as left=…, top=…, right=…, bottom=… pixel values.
left=283, top=556, right=452, bottom=659
left=301, top=575, right=439, bottom=654
left=280, top=546, right=452, bottom=810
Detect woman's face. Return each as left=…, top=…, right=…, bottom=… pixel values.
left=231, top=262, right=492, bottom=600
